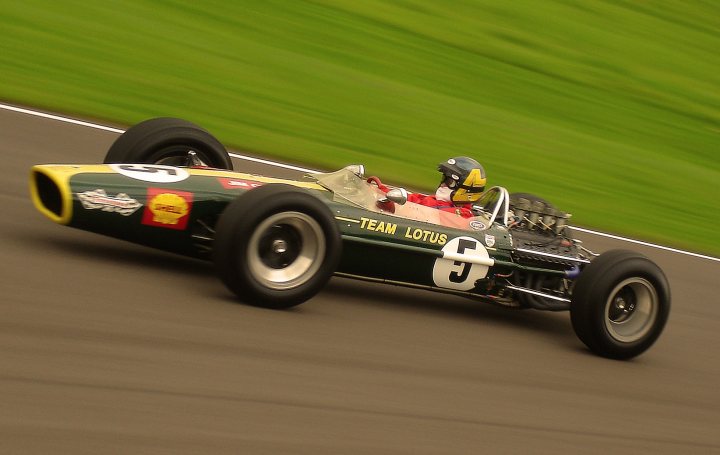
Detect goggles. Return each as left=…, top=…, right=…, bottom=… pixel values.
left=441, top=174, right=459, bottom=189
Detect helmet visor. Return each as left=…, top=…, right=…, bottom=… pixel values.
left=441, top=174, right=459, bottom=189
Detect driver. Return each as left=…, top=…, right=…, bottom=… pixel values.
left=369, top=156, right=486, bottom=218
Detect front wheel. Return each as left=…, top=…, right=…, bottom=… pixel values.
left=103, top=117, right=233, bottom=170
left=570, top=249, right=670, bottom=359
left=213, top=184, right=341, bottom=308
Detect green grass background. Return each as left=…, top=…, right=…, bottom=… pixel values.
left=1, top=0, right=718, bottom=255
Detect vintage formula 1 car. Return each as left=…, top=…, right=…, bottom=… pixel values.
left=30, top=118, right=670, bottom=359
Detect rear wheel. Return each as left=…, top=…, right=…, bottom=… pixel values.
left=570, top=249, right=670, bottom=359
left=103, top=117, right=232, bottom=170
left=213, top=184, right=341, bottom=308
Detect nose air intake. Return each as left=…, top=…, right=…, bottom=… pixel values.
left=30, top=167, right=71, bottom=224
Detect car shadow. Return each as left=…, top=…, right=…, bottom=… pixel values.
left=13, top=227, right=581, bottom=350
left=321, top=276, right=578, bottom=342
left=12, top=228, right=213, bottom=276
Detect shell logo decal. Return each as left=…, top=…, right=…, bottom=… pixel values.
left=142, top=188, right=193, bottom=230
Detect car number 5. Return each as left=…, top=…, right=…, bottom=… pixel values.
left=110, top=163, right=190, bottom=183
left=432, top=236, right=490, bottom=291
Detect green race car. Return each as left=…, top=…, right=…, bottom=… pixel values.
left=30, top=118, right=670, bottom=360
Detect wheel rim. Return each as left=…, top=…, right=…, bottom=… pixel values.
left=604, top=277, right=659, bottom=343
left=247, top=212, right=326, bottom=290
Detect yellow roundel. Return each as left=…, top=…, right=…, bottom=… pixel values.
left=148, top=193, right=189, bottom=225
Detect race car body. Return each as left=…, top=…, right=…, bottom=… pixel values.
left=29, top=117, right=670, bottom=359
left=31, top=163, right=519, bottom=290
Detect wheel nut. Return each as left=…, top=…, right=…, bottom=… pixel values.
left=272, top=239, right=288, bottom=254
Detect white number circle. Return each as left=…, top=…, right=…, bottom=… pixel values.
left=110, top=164, right=189, bottom=183
left=432, top=236, right=489, bottom=291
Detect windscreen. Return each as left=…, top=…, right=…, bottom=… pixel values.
left=311, top=168, right=495, bottom=231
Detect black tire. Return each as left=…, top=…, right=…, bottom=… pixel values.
left=570, top=249, right=670, bottom=360
left=103, top=118, right=233, bottom=170
left=213, top=184, right=341, bottom=309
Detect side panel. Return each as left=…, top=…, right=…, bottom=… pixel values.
left=33, top=164, right=328, bottom=259
left=32, top=164, right=516, bottom=294
left=67, top=170, right=240, bottom=257
left=329, top=202, right=513, bottom=291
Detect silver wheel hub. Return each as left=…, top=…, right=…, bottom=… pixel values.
left=604, top=278, right=658, bottom=343
left=247, top=212, right=326, bottom=290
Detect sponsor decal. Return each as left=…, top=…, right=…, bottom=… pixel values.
left=142, top=188, right=193, bottom=230
left=110, top=164, right=189, bottom=183
left=360, top=216, right=398, bottom=235
left=217, top=177, right=264, bottom=190
left=358, top=217, right=447, bottom=244
left=469, top=220, right=486, bottom=231
left=484, top=234, right=496, bottom=248
left=357, top=216, right=448, bottom=245
left=403, top=227, right=447, bottom=245
left=77, top=189, right=142, bottom=216
left=432, top=236, right=490, bottom=291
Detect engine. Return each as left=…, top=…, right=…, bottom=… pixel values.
left=510, top=196, right=571, bottom=236
left=507, top=196, right=580, bottom=265
left=501, top=195, right=587, bottom=311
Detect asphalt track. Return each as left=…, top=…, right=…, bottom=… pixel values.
left=1, top=107, right=719, bottom=454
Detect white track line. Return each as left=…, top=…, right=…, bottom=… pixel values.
left=3, top=101, right=718, bottom=262
left=225, top=154, right=318, bottom=173
left=570, top=227, right=719, bottom=262
left=0, top=103, right=125, bottom=133
left=0, top=102, right=316, bottom=173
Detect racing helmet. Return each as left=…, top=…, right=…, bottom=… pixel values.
left=438, top=156, right=486, bottom=203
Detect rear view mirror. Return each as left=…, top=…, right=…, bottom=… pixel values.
left=385, top=188, right=408, bottom=205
